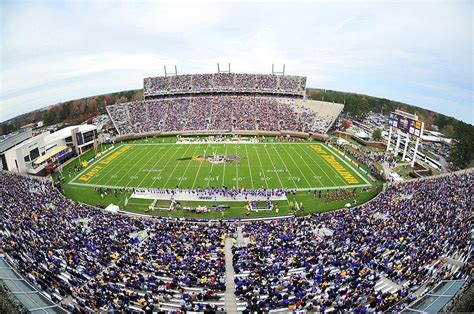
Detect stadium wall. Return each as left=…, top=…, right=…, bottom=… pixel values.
left=114, top=130, right=329, bottom=142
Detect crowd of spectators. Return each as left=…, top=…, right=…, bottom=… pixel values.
left=143, top=77, right=169, bottom=95
left=192, top=74, right=213, bottom=91
left=169, top=75, right=192, bottom=92
left=255, top=74, right=279, bottom=91
left=233, top=172, right=472, bottom=311
left=0, top=172, right=234, bottom=312
left=108, top=96, right=334, bottom=135
left=1, top=170, right=471, bottom=312
left=75, top=220, right=233, bottom=311
left=0, top=173, right=148, bottom=305
left=279, top=76, right=300, bottom=92
left=143, top=73, right=305, bottom=96
left=213, top=73, right=234, bottom=89
left=234, top=74, right=257, bottom=91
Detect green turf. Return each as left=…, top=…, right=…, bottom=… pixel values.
left=58, top=137, right=380, bottom=218
left=68, top=142, right=371, bottom=190
left=61, top=182, right=381, bottom=219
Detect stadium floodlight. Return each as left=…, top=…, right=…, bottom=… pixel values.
left=272, top=64, right=286, bottom=75
left=217, top=63, right=231, bottom=73
left=164, top=65, right=178, bottom=77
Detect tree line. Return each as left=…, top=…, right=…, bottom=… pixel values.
left=1, top=88, right=471, bottom=169
left=0, top=90, right=143, bottom=135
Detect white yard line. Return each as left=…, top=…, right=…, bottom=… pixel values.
left=70, top=144, right=124, bottom=183
left=68, top=142, right=372, bottom=192
left=290, top=145, right=324, bottom=187
left=244, top=144, right=255, bottom=189
left=151, top=144, right=189, bottom=188
left=126, top=142, right=369, bottom=146
left=81, top=145, right=144, bottom=187
left=277, top=143, right=312, bottom=188
left=234, top=144, right=240, bottom=188
left=312, top=144, right=353, bottom=186
left=252, top=144, right=269, bottom=189
left=179, top=145, right=202, bottom=188
left=116, top=145, right=163, bottom=187
left=324, top=144, right=372, bottom=185
left=135, top=145, right=175, bottom=187
left=191, top=145, right=206, bottom=189
left=206, top=145, right=218, bottom=188
left=163, top=144, right=194, bottom=187
left=265, top=144, right=298, bottom=188
left=297, top=144, right=341, bottom=187
left=95, top=146, right=148, bottom=186
left=262, top=143, right=285, bottom=188
left=122, top=146, right=167, bottom=187
left=69, top=180, right=371, bottom=191
left=221, top=144, right=228, bottom=186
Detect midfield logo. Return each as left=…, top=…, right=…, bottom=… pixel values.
left=178, top=154, right=241, bottom=164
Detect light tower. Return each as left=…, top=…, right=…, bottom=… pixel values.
left=217, top=63, right=231, bottom=73
left=272, top=64, right=285, bottom=75
left=163, top=65, right=178, bottom=77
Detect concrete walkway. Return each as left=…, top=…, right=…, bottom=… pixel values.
left=377, top=274, right=403, bottom=293
left=236, top=225, right=247, bottom=245
left=224, top=237, right=237, bottom=313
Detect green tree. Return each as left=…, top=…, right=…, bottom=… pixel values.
left=441, top=124, right=455, bottom=137
left=43, top=110, right=56, bottom=125
left=448, top=121, right=474, bottom=169
left=372, top=128, right=382, bottom=141
left=59, top=101, right=71, bottom=120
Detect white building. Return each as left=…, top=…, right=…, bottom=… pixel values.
left=0, top=128, right=33, bottom=170
left=2, top=125, right=97, bottom=175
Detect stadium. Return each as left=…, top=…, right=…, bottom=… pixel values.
left=60, top=72, right=376, bottom=219
left=0, top=67, right=472, bottom=314
left=3, top=2, right=474, bottom=313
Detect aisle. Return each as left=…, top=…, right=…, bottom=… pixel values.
left=224, top=237, right=237, bottom=313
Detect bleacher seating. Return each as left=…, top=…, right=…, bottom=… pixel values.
left=143, top=73, right=306, bottom=97
left=107, top=96, right=339, bottom=135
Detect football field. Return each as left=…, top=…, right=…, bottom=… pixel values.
left=69, top=142, right=372, bottom=191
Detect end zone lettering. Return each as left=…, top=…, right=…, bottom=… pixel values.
left=322, top=155, right=359, bottom=184
left=100, top=145, right=131, bottom=165
left=311, top=144, right=359, bottom=184
left=80, top=166, right=103, bottom=182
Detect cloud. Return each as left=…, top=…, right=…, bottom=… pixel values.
left=0, top=0, right=472, bottom=124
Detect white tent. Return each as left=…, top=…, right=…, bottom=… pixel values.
left=336, top=138, right=349, bottom=145
left=104, top=204, right=120, bottom=213
left=356, top=131, right=369, bottom=139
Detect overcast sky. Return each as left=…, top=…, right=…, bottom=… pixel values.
left=1, top=0, right=472, bottom=124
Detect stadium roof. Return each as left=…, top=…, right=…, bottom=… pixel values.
left=0, top=256, right=66, bottom=313
left=402, top=280, right=466, bottom=313
left=44, top=124, right=96, bottom=144
left=34, top=145, right=68, bottom=165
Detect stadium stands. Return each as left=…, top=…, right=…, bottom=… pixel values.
left=0, top=172, right=233, bottom=312
left=107, top=96, right=338, bottom=135
left=108, top=73, right=342, bottom=136
left=1, top=170, right=471, bottom=312
left=293, top=99, right=344, bottom=133
left=143, top=73, right=306, bottom=98
left=232, top=173, right=472, bottom=311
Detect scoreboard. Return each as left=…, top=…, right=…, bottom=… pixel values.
left=388, top=112, right=423, bottom=137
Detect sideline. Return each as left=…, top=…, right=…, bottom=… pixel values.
left=69, top=144, right=124, bottom=183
